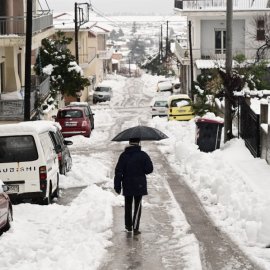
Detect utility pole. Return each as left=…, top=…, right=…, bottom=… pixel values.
left=160, top=24, right=163, bottom=61
left=224, top=0, right=233, bottom=142
left=166, top=20, right=169, bottom=59
left=74, top=2, right=79, bottom=64
left=188, top=21, right=194, bottom=101
left=24, top=0, right=32, bottom=121
left=74, top=2, right=90, bottom=65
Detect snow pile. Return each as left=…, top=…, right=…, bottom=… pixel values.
left=0, top=185, right=117, bottom=270
left=150, top=116, right=270, bottom=268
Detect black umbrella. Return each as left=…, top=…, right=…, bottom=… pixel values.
left=111, top=125, right=168, bottom=141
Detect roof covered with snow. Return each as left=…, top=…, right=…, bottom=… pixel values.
left=0, top=120, right=60, bottom=135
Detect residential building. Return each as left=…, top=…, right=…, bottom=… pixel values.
left=0, top=0, right=54, bottom=121
left=53, top=13, right=112, bottom=104
left=174, top=0, right=270, bottom=94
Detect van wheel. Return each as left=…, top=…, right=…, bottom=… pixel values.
left=3, top=207, right=12, bottom=232
left=44, top=184, right=52, bottom=205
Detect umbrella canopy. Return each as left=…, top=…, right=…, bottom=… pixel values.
left=111, top=125, right=168, bottom=141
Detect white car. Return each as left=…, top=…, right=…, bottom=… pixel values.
left=93, top=83, right=112, bottom=103
left=151, top=96, right=168, bottom=118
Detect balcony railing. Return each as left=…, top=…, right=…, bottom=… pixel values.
left=0, top=76, right=50, bottom=120
left=0, top=12, right=53, bottom=36
left=174, top=0, right=270, bottom=10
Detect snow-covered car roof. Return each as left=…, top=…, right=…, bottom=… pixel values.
left=168, top=94, right=191, bottom=102
left=157, top=81, right=173, bottom=91
left=0, top=120, right=60, bottom=135
left=96, top=82, right=112, bottom=88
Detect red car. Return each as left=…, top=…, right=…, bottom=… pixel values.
left=55, top=107, right=91, bottom=138
left=0, top=180, right=13, bottom=234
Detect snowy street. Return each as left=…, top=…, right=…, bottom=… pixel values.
left=1, top=74, right=270, bottom=269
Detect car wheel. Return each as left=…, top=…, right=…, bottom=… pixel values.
left=44, top=184, right=52, bottom=205
left=3, top=207, right=12, bottom=232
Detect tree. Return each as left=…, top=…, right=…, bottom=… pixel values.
left=131, top=21, right=137, bottom=34
left=128, top=37, right=146, bottom=64
left=118, top=28, right=124, bottom=37
left=109, top=29, right=118, bottom=40
left=34, top=31, right=90, bottom=98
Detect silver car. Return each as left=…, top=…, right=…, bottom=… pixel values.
left=93, top=85, right=112, bottom=103
left=151, top=98, right=168, bottom=118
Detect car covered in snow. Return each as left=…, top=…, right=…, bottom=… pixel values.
left=157, top=81, right=173, bottom=94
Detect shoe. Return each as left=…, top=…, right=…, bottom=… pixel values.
left=125, top=227, right=132, bottom=232
left=133, top=230, right=141, bottom=235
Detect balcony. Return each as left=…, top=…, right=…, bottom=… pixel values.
left=0, top=76, right=50, bottom=120
left=174, top=0, right=270, bottom=11
left=0, top=12, right=53, bottom=36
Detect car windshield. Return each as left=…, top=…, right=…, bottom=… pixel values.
left=0, top=136, right=38, bottom=163
left=171, top=99, right=190, bottom=107
left=59, top=110, right=83, bottom=118
left=95, top=87, right=110, bottom=92
left=154, top=101, right=167, bottom=107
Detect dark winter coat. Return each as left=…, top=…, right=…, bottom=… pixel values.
left=114, top=145, right=153, bottom=196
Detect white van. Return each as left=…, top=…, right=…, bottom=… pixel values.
left=0, top=121, right=60, bottom=204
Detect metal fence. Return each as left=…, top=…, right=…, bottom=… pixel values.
left=0, top=76, right=50, bottom=120
left=0, top=13, right=53, bottom=35
left=239, top=97, right=261, bottom=157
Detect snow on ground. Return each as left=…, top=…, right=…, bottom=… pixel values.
left=150, top=116, right=270, bottom=269
left=2, top=73, right=270, bottom=269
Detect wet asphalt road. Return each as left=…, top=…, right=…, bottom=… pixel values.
left=58, top=77, right=262, bottom=270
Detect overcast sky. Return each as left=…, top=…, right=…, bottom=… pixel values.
left=44, top=0, right=174, bottom=15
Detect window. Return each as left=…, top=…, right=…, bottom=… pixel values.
left=0, top=136, right=38, bottom=163
left=257, top=19, right=265, bottom=41
left=215, top=29, right=226, bottom=54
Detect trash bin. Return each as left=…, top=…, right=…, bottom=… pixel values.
left=195, top=118, right=224, bottom=152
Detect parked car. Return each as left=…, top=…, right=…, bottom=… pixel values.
left=93, top=83, right=112, bottom=103
left=150, top=95, right=168, bottom=118
left=55, top=107, right=91, bottom=138
left=0, top=121, right=60, bottom=204
left=157, top=81, right=173, bottom=94
left=0, top=180, right=12, bottom=233
left=49, top=125, right=73, bottom=175
left=68, top=102, right=95, bottom=130
left=167, top=94, right=194, bottom=121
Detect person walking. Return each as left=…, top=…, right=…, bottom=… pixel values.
left=114, top=138, right=153, bottom=235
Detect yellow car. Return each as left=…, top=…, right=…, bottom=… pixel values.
left=167, top=94, right=194, bottom=121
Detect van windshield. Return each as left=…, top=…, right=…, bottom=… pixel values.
left=0, top=136, right=38, bottom=163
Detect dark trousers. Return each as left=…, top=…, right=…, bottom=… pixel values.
left=124, top=195, right=142, bottom=231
